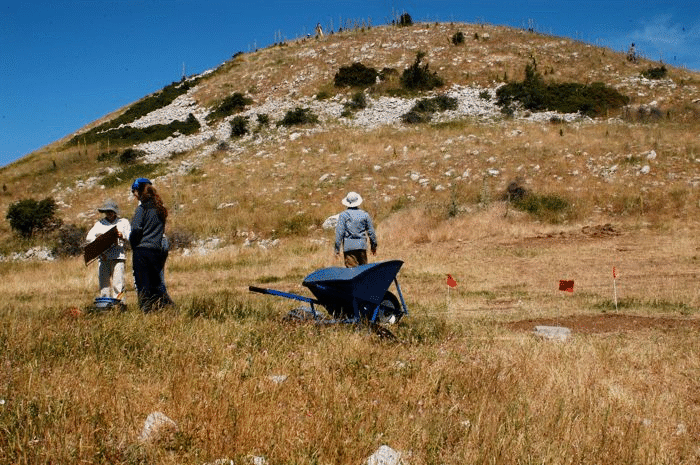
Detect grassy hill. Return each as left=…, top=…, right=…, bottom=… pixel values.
left=2, top=20, right=700, bottom=464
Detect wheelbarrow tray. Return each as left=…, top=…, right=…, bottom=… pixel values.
left=302, top=260, right=403, bottom=308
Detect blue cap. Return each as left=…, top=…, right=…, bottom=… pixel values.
left=131, top=177, right=152, bottom=192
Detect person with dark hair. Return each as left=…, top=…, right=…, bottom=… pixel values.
left=129, top=178, right=171, bottom=312
left=334, top=191, right=377, bottom=267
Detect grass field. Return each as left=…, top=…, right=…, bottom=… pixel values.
left=1, top=20, right=700, bottom=465
left=2, top=210, right=699, bottom=464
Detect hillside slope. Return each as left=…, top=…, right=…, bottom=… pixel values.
left=1, top=21, right=699, bottom=254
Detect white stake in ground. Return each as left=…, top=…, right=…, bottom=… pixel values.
left=613, top=266, right=618, bottom=312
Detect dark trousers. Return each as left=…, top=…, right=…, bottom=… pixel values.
left=133, top=247, right=166, bottom=312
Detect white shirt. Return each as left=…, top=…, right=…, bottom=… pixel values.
left=86, top=217, right=131, bottom=260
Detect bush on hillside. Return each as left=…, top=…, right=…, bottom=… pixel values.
left=396, top=12, right=413, bottom=27
left=278, top=107, right=318, bottom=127
left=256, top=113, right=270, bottom=127
left=641, top=65, right=667, bottom=80
left=334, top=63, right=378, bottom=87
left=69, top=114, right=201, bottom=146
left=53, top=224, right=87, bottom=257
left=496, top=60, right=629, bottom=117
left=207, top=92, right=253, bottom=121
left=400, top=51, right=444, bottom=91
left=97, top=150, right=119, bottom=162
left=230, top=115, right=249, bottom=137
left=451, top=31, right=465, bottom=45
left=401, top=95, right=457, bottom=123
left=119, top=148, right=146, bottom=164
left=67, top=78, right=199, bottom=147
left=343, top=92, right=368, bottom=112
left=6, top=197, right=60, bottom=238
left=503, top=180, right=571, bottom=223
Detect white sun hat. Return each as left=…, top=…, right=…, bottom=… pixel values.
left=341, top=191, right=363, bottom=207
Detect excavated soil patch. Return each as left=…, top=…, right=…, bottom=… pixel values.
left=505, top=313, right=700, bottom=334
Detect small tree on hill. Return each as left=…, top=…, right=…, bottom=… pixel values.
left=400, top=51, right=444, bottom=91
left=6, top=197, right=60, bottom=238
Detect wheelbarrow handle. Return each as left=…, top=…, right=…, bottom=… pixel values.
left=248, top=286, right=320, bottom=305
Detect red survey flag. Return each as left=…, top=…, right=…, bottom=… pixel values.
left=559, top=280, right=574, bottom=292
left=612, top=266, right=617, bottom=279
left=446, top=274, right=457, bottom=288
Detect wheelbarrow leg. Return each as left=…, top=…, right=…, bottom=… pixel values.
left=394, top=278, right=409, bottom=316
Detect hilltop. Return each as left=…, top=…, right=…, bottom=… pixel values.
left=1, top=20, right=699, bottom=255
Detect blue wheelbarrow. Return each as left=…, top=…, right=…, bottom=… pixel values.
left=249, top=260, right=408, bottom=325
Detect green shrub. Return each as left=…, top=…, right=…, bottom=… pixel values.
left=397, top=12, right=413, bottom=27
left=451, top=31, right=465, bottom=45
left=68, top=114, right=201, bottom=146
left=97, top=150, right=119, bottom=162
left=53, top=224, right=87, bottom=257
left=496, top=60, right=629, bottom=117
left=207, top=92, right=253, bottom=121
left=479, top=90, right=491, bottom=100
left=511, top=192, right=571, bottom=223
left=6, top=197, right=59, bottom=238
left=230, top=115, right=249, bottom=137
left=641, top=65, right=667, bottom=80
left=343, top=92, right=368, bottom=112
left=334, top=62, right=378, bottom=87
left=67, top=79, right=199, bottom=146
left=401, top=95, right=457, bottom=123
left=119, top=148, right=146, bottom=164
left=400, top=51, right=444, bottom=91
left=256, top=113, right=270, bottom=127
left=278, top=107, right=318, bottom=127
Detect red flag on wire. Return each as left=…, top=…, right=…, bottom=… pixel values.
left=446, top=274, right=457, bottom=288
left=612, top=266, right=617, bottom=279
left=559, top=280, right=574, bottom=292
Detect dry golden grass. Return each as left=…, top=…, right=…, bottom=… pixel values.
left=2, top=20, right=700, bottom=464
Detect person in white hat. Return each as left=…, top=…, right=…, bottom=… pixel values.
left=86, top=199, right=131, bottom=300
left=334, top=191, right=377, bottom=267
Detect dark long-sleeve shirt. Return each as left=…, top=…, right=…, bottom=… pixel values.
left=129, top=200, right=165, bottom=249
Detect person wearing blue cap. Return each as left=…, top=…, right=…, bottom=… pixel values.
left=129, top=178, right=171, bottom=312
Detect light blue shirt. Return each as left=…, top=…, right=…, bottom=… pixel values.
left=334, top=207, right=377, bottom=253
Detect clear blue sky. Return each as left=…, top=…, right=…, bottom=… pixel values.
left=2, top=0, right=699, bottom=167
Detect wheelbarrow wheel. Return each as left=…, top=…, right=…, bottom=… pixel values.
left=376, top=291, right=403, bottom=324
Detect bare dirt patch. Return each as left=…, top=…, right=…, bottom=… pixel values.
left=505, top=313, right=700, bottom=334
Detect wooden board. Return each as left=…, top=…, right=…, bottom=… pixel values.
left=84, top=226, right=118, bottom=265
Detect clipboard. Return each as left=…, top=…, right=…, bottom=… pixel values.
left=84, top=226, right=119, bottom=265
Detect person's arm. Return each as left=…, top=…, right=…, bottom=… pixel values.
left=86, top=222, right=100, bottom=243
left=129, top=207, right=145, bottom=247
left=118, top=218, right=131, bottom=241
left=334, top=212, right=345, bottom=254
left=366, top=214, right=377, bottom=254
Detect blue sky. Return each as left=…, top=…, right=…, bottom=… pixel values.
left=2, top=0, right=699, bottom=167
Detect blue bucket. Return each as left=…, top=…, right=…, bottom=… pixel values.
left=94, top=297, right=125, bottom=310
